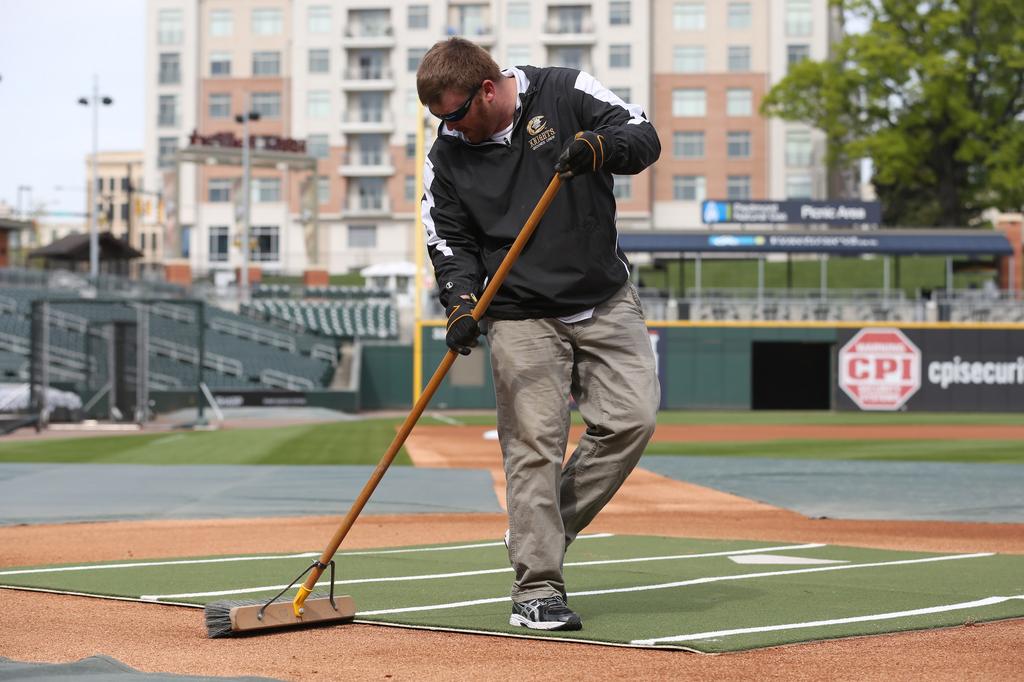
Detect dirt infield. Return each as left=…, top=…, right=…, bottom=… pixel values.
left=1, top=422, right=1022, bottom=680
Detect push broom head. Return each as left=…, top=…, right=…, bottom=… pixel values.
left=204, top=592, right=355, bottom=638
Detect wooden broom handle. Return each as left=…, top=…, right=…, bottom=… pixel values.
left=298, top=175, right=563, bottom=596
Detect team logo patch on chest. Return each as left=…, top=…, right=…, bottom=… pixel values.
left=527, top=115, right=557, bottom=150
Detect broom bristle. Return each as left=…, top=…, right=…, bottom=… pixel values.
left=204, top=599, right=255, bottom=638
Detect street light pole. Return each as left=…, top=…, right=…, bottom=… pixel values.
left=235, top=96, right=259, bottom=299
left=78, top=75, right=113, bottom=280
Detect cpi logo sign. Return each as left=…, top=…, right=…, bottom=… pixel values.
left=839, top=328, right=921, bottom=410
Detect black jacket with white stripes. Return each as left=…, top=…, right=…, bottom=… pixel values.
left=421, top=65, right=661, bottom=320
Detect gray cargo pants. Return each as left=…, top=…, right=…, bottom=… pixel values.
left=486, top=282, right=660, bottom=602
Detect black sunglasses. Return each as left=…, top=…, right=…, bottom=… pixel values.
left=437, top=83, right=482, bottom=122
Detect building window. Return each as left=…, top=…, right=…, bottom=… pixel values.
left=786, top=174, right=813, bottom=198
left=210, top=52, right=231, bottom=77
left=252, top=51, right=281, bottom=76
left=727, top=131, right=751, bottom=158
left=210, top=9, right=232, bottom=36
left=158, top=137, right=177, bottom=168
left=250, top=225, right=279, bottom=262
left=673, top=46, right=705, bottom=73
left=507, top=44, right=530, bottom=65
left=728, top=45, right=751, bottom=72
left=405, top=133, right=416, bottom=158
left=208, top=93, right=231, bottom=119
left=252, top=92, right=281, bottom=118
left=548, top=47, right=586, bottom=70
left=254, top=178, right=281, bottom=203
left=727, top=2, right=751, bottom=29
left=609, top=45, right=631, bottom=68
left=673, top=131, right=704, bottom=158
left=786, top=0, right=812, bottom=36
left=611, top=87, right=631, bottom=103
left=158, top=53, right=180, bottom=84
left=308, top=5, right=331, bottom=33
left=207, top=179, right=231, bottom=203
left=673, top=175, right=706, bottom=201
left=404, top=174, right=416, bottom=202
left=308, top=49, right=330, bottom=74
left=307, top=90, right=330, bottom=118
left=157, top=9, right=183, bottom=45
left=408, top=5, right=429, bottom=29
left=612, top=175, right=632, bottom=200
left=727, top=175, right=751, bottom=199
left=407, top=47, right=426, bottom=73
left=453, top=4, right=486, bottom=36
left=786, top=128, right=813, bottom=166
left=120, top=202, right=130, bottom=222
left=349, top=224, right=377, bottom=248
left=317, top=177, right=330, bottom=205
left=252, top=8, right=283, bottom=35
left=549, top=5, right=587, bottom=33
left=354, top=92, right=386, bottom=122
left=672, top=88, right=706, bottom=117
left=787, top=44, right=811, bottom=69
left=356, top=135, right=385, bottom=165
left=673, top=2, right=705, bottom=31
left=307, top=134, right=329, bottom=159
left=158, top=95, right=178, bottom=127
left=356, top=178, right=385, bottom=210
left=208, top=226, right=229, bottom=262
left=610, top=1, right=631, bottom=26
left=508, top=2, right=529, bottom=29
left=726, top=88, right=753, bottom=116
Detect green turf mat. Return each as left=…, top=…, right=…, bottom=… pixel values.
left=2, top=535, right=1022, bottom=653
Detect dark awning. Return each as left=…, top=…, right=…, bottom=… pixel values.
left=617, top=229, right=1014, bottom=256
left=28, top=231, right=143, bottom=261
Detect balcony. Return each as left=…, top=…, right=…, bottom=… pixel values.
left=541, top=19, right=597, bottom=45
left=342, top=198, right=391, bottom=218
left=340, top=66, right=394, bottom=91
left=341, top=24, right=395, bottom=49
left=339, top=109, right=394, bottom=134
left=338, top=151, right=394, bottom=177
left=445, top=25, right=495, bottom=47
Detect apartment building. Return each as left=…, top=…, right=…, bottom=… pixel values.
left=144, top=1, right=831, bottom=279
left=653, top=0, right=836, bottom=228
left=85, top=151, right=163, bottom=270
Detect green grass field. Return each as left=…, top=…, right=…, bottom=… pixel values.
left=0, top=418, right=418, bottom=465
left=644, top=439, right=1024, bottom=463
left=0, top=411, right=1018, bottom=465
left=2, top=535, right=1021, bottom=653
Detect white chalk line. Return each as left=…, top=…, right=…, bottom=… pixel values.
left=630, top=594, right=1024, bottom=644
left=0, top=533, right=614, bottom=578
left=141, top=543, right=824, bottom=600
left=358, top=552, right=993, bottom=617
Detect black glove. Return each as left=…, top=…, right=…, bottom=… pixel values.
left=554, top=131, right=606, bottom=179
left=445, top=293, right=480, bottom=356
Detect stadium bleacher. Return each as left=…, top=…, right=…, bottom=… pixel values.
left=0, top=279, right=345, bottom=394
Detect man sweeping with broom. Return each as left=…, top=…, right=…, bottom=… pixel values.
left=416, top=38, right=661, bottom=631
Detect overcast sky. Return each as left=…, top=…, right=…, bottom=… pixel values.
left=0, top=0, right=144, bottom=221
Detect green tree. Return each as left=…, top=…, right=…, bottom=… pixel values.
left=761, top=0, right=1024, bottom=227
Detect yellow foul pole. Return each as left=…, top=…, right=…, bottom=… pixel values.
left=412, top=100, right=427, bottom=404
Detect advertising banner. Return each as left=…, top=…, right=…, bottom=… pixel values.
left=702, top=199, right=881, bottom=225
left=835, top=328, right=1024, bottom=412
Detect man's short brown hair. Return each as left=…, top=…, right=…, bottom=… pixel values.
left=416, top=37, right=502, bottom=107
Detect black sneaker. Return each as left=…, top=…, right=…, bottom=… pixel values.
left=509, top=596, right=582, bottom=631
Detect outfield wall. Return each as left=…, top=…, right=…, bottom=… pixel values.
left=361, top=323, right=1024, bottom=413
